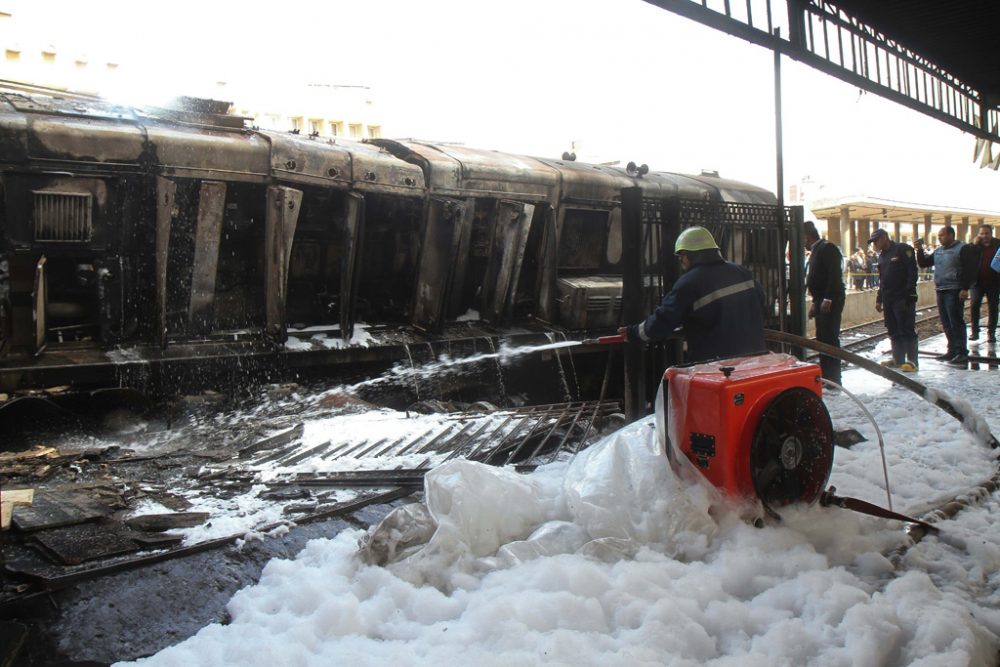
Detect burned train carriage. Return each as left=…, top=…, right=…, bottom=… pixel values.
left=0, top=92, right=783, bottom=395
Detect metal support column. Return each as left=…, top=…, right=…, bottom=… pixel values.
left=621, top=187, right=645, bottom=423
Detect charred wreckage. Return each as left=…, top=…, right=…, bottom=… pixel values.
left=0, top=91, right=799, bottom=407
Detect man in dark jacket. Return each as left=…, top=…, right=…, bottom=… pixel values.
left=870, top=228, right=919, bottom=371
left=916, top=225, right=979, bottom=365
left=619, top=226, right=766, bottom=362
left=804, top=221, right=845, bottom=384
left=969, top=225, right=999, bottom=343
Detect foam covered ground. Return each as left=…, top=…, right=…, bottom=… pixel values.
left=121, top=337, right=1000, bottom=667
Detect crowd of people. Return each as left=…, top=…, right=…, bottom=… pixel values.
left=617, top=222, right=1000, bottom=381
left=804, top=222, right=1000, bottom=373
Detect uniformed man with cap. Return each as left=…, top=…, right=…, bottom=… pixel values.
left=869, top=228, right=919, bottom=371
left=618, top=226, right=767, bottom=363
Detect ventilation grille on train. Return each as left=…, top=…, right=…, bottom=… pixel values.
left=33, top=191, right=93, bottom=242
left=585, top=296, right=623, bottom=312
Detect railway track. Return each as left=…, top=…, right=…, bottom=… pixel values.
left=807, top=307, right=942, bottom=358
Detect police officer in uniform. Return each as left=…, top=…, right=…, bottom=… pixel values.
left=870, top=228, right=919, bottom=371
left=618, top=226, right=767, bottom=363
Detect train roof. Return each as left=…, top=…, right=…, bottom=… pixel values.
left=0, top=91, right=773, bottom=205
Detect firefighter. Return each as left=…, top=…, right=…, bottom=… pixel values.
left=870, top=228, right=919, bottom=371
left=618, top=226, right=767, bottom=362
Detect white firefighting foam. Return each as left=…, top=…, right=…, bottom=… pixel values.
left=120, top=335, right=1000, bottom=666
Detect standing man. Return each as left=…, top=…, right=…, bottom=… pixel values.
left=969, top=225, right=999, bottom=343
left=618, top=226, right=767, bottom=363
left=804, top=221, right=845, bottom=384
left=870, top=228, right=919, bottom=371
left=915, top=225, right=979, bottom=365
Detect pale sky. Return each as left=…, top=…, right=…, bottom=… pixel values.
left=10, top=0, right=1000, bottom=212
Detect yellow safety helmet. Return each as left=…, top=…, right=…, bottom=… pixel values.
left=675, top=226, right=719, bottom=253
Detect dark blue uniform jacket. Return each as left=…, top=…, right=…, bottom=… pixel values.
left=628, top=258, right=767, bottom=363
left=876, top=241, right=918, bottom=305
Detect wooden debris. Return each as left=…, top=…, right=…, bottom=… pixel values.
left=131, top=532, right=185, bottom=549
left=124, top=512, right=210, bottom=532
left=11, top=489, right=116, bottom=532
left=1, top=488, right=34, bottom=530
left=32, top=523, right=140, bottom=565
left=0, top=620, right=28, bottom=667
left=238, top=423, right=304, bottom=459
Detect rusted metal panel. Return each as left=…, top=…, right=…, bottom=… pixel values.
left=412, top=197, right=468, bottom=332
left=146, top=126, right=270, bottom=181
left=265, top=186, right=303, bottom=342
left=27, top=117, right=145, bottom=164
left=482, top=201, right=535, bottom=322
left=685, top=172, right=778, bottom=204
left=0, top=103, right=29, bottom=164
left=345, top=140, right=425, bottom=196
left=266, top=132, right=353, bottom=188
left=415, top=143, right=559, bottom=201
left=155, top=177, right=176, bottom=349
left=504, top=204, right=538, bottom=320
left=378, top=140, right=461, bottom=192
left=188, top=181, right=227, bottom=332
left=340, top=193, right=364, bottom=341
left=32, top=255, right=46, bottom=356
left=445, top=197, right=477, bottom=320
left=534, top=207, right=560, bottom=323
left=537, top=157, right=633, bottom=206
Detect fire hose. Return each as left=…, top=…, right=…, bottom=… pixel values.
left=763, top=329, right=1000, bottom=449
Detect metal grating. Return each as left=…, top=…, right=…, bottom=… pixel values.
left=245, top=400, right=623, bottom=484
left=636, top=197, right=805, bottom=334
left=33, top=191, right=93, bottom=242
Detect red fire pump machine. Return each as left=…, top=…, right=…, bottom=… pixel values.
left=663, top=354, right=835, bottom=510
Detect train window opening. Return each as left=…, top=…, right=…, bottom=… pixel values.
left=558, top=208, right=614, bottom=274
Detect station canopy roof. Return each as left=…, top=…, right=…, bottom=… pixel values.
left=810, top=196, right=1000, bottom=227
left=832, top=0, right=1000, bottom=103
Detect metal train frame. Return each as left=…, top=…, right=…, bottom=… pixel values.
left=0, top=91, right=800, bottom=397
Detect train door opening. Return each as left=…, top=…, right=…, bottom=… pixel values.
left=354, top=193, right=423, bottom=323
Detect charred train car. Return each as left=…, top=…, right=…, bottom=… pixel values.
left=0, top=92, right=780, bottom=397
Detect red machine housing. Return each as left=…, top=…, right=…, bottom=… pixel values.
left=663, top=354, right=834, bottom=509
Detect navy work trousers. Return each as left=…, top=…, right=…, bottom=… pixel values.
left=937, top=289, right=967, bottom=357
left=883, top=298, right=918, bottom=365
left=813, top=303, right=842, bottom=384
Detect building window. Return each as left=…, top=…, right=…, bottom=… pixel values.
left=349, top=123, right=362, bottom=139
left=367, top=125, right=381, bottom=139
left=5, top=49, right=20, bottom=62
left=42, top=49, right=56, bottom=64
left=309, top=118, right=323, bottom=135
left=328, top=121, right=341, bottom=137
left=290, top=117, right=304, bottom=133
left=75, top=59, right=88, bottom=69
left=106, top=62, right=119, bottom=70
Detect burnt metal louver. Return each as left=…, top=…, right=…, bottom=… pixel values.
left=33, top=191, right=93, bottom=242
